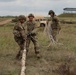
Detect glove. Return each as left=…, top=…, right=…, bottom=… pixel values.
left=27, top=33, right=36, bottom=37
left=31, top=33, right=36, bottom=36
left=27, top=33, right=31, bottom=37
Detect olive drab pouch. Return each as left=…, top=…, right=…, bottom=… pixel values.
left=13, top=30, right=21, bottom=37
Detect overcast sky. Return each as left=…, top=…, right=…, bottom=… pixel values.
left=0, top=0, right=76, bottom=16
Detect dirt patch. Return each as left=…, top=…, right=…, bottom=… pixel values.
left=0, top=19, right=12, bottom=26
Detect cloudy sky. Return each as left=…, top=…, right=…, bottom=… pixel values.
left=0, top=0, right=76, bottom=16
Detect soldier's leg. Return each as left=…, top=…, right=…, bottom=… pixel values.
left=16, top=44, right=24, bottom=59
left=14, top=37, right=21, bottom=59
left=26, top=37, right=31, bottom=54
left=16, top=39, right=25, bottom=59
left=31, top=36, right=40, bottom=58
left=52, top=30, right=57, bottom=41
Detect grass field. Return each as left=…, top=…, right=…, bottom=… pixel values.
left=0, top=21, right=76, bottom=75
left=58, top=13, right=76, bottom=17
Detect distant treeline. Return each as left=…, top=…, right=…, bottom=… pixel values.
left=0, top=16, right=17, bottom=18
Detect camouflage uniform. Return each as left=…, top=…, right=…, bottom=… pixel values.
left=48, top=10, right=61, bottom=41
left=51, top=16, right=61, bottom=41
left=13, top=15, right=26, bottom=59
left=25, top=20, right=40, bottom=56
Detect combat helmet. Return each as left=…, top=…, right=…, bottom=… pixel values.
left=28, top=14, right=34, bottom=18
left=18, top=15, right=26, bottom=21
left=48, top=10, right=55, bottom=15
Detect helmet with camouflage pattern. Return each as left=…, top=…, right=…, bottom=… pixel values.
left=48, top=10, right=55, bottom=15
left=28, top=14, right=34, bottom=18
left=18, top=15, right=26, bottom=21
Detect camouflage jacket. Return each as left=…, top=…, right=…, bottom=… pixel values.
left=13, top=22, right=27, bottom=39
left=25, top=20, right=38, bottom=35
left=47, top=16, right=61, bottom=30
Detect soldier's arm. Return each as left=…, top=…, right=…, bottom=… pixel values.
left=24, top=21, right=27, bottom=34
left=54, top=17, right=61, bottom=30
left=19, top=24, right=26, bottom=40
left=31, top=22, right=40, bottom=34
left=20, top=30, right=26, bottom=40
left=14, top=23, right=26, bottom=40
left=13, top=23, right=22, bottom=31
left=13, top=24, right=18, bottom=31
left=13, top=23, right=20, bottom=33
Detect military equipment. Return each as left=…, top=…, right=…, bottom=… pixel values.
left=12, top=16, right=18, bottom=22
left=18, top=15, right=26, bottom=20
left=28, top=14, right=34, bottom=18
left=48, top=10, right=55, bottom=15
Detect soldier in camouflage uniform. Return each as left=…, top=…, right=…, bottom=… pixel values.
left=25, top=14, right=40, bottom=58
left=13, top=15, right=26, bottom=60
left=48, top=10, right=61, bottom=41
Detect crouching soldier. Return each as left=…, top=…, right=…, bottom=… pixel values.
left=25, top=14, right=40, bottom=58
left=13, top=15, right=26, bottom=60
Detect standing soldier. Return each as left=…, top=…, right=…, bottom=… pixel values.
left=25, top=14, right=40, bottom=58
left=46, top=10, right=61, bottom=46
left=13, top=15, right=26, bottom=60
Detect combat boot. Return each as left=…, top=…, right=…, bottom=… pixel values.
left=16, top=54, right=21, bottom=60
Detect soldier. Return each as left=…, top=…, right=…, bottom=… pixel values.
left=13, top=15, right=26, bottom=60
left=47, top=10, right=61, bottom=42
left=25, top=14, right=40, bottom=58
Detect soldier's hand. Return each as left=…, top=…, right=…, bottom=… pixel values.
left=23, top=37, right=26, bottom=41
left=27, top=33, right=31, bottom=36
left=31, top=33, right=36, bottom=36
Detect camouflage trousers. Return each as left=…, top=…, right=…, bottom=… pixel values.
left=51, top=29, right=59, bottom=41
left=14, top=36, right=25, bottom=59
left=26, top=35, right=39, bottom=54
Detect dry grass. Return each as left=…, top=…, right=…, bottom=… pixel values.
left=0, top=21, right=76, bottom=75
